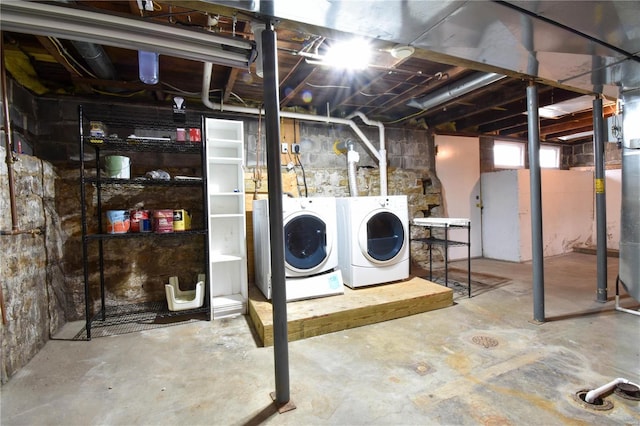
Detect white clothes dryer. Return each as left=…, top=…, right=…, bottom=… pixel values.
left=253, top=197, right=343, bottom=301
left=336, top=195, right=409, bottom=288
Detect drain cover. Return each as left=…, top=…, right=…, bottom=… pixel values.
left=471, top=335, right=499, bottom=348
left=614, top=383, right=640, bottom=401
left=412, top=361, right=433, bottom=376
left=572, top=390, right=614, bottom=411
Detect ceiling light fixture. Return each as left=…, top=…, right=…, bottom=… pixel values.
left=390, top=45, right=415, bottom=59
left=538, top=95, right=615, bottom=119
left=322, top=39, right=372, bottom=70
left=558, top=130, right=594, bottom=141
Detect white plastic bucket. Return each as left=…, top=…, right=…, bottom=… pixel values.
left=105, top=155, right=131, bottom=179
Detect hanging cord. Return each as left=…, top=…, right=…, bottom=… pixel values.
left=253, top=105, right=263, bottom=200
left=295, top=151, right=308, bottom=198
left=292, top=120, right=308, bottom=197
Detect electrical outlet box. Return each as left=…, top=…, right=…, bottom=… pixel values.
left=281, top=143, right=289, bottom=154
left=292, top=143, right=301, bottom=154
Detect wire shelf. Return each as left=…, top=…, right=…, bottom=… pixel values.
left=74, top=301, right=209, bottom=340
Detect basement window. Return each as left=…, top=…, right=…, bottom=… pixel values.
left=539, top=145, right=561, bottom=168
left=493, top=141, right=525, bottom=168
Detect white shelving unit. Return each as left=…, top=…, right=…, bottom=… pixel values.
left=205, top=118, right=247, bottom=319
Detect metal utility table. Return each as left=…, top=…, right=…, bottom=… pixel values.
left=411, top=217, right=472, bottom=297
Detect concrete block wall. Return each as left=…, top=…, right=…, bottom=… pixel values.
left=563, top=140, right=622, bottom=168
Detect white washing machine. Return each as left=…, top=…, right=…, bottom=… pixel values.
left=336, top=195, right=409, bottom=288
left=253, top=197, right=343, bottom=301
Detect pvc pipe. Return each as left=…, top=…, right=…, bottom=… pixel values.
left=346, top=111, right=387, bottom=196
left=203, top=63, right=381, bottom=158
left=202, top=63, right=386, bottom=195
left=345, top=140, right=359, bottom=197
left=585, top=378, right=640, bottom=403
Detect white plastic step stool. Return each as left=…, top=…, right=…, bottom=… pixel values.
left=165, top=274, right=205, bottom=311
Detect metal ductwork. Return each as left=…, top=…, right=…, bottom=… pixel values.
left=69, top=41, right=117, bottom=80
left=407, top=72, right=506, bottom=110
left=619, top=88, right=640, bottom=302
left=55, top=0, right=117, bottom=80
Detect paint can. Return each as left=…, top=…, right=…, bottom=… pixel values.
left=153, top=209, right=174, bottom=233
left=105, top=155, right=131, bottom=179
left=173, top=209, right=192, bottom=231
left=189, top=128, right=201, bottom=142
left=130, top=209, right=151, bottom=233
left=106, top=210, right=130, bottom=234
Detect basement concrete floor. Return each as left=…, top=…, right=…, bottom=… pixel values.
left=2, top=253, right=639, bottom=425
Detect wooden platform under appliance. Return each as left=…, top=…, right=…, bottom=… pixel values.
left=248, top=276, right=454, bottom=347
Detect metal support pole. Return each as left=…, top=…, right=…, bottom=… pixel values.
left=593, top=96, right=608, bottom=302
left=527, top=81, right=545, bottom=323
left=262, top=20, right=292, bottom=410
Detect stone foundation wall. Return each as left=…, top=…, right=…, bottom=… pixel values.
left=0, top=146, right=66, bottom=384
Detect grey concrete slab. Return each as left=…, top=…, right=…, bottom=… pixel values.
left=1, top=253, right=639, bottom=425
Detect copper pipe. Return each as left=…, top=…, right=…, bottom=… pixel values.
left=1, top=31, right=19, bottom=232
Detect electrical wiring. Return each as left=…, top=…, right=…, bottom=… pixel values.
left=47, top=37, right=96, bottom=78
left=292, top=120, right=308, bottom=197
left=294, top=150, right=308, bottom=198
left=306, top=82, right=352, bottom=90
left=381, top=108, right=428, bottom=125
left=91, top=88, right=146, bottom=97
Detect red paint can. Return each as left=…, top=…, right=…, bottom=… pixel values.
left=130, top=209, right=151, bottom=233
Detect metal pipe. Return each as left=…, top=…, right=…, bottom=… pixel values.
left=1, top=31, right=18, bottom=233
left=406, top=72, right=506, bottom=111
left=593, top=96, right=608, bottom=302
left=262, top=21, right=290, bottom=407
left=527, top=81, right=545, bottom=323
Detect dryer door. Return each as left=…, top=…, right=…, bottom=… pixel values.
left=284, top=213, right=328, bottom=274
left=359, top=211, right=406, bottom=264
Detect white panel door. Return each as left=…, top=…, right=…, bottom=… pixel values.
left=434, top=135, right=482, bottom=259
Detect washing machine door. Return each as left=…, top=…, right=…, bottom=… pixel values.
left=359, top=210, right=406, bottom=264
left=284, top=213, right=329, bottom=274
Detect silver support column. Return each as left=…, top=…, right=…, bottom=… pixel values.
left=527, top=81, right=545, bottom=323
left=262, top=20, right=294, bottom=411
left=593, top=96, right=608, bottom=302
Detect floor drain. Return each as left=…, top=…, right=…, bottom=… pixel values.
left=572, top=389, right=614, bottom=411
left=471, top=335, right=499, bottom=348
left=614, top=383, right=640, bottom=401
left=412, top=361, right=433, bottom=376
